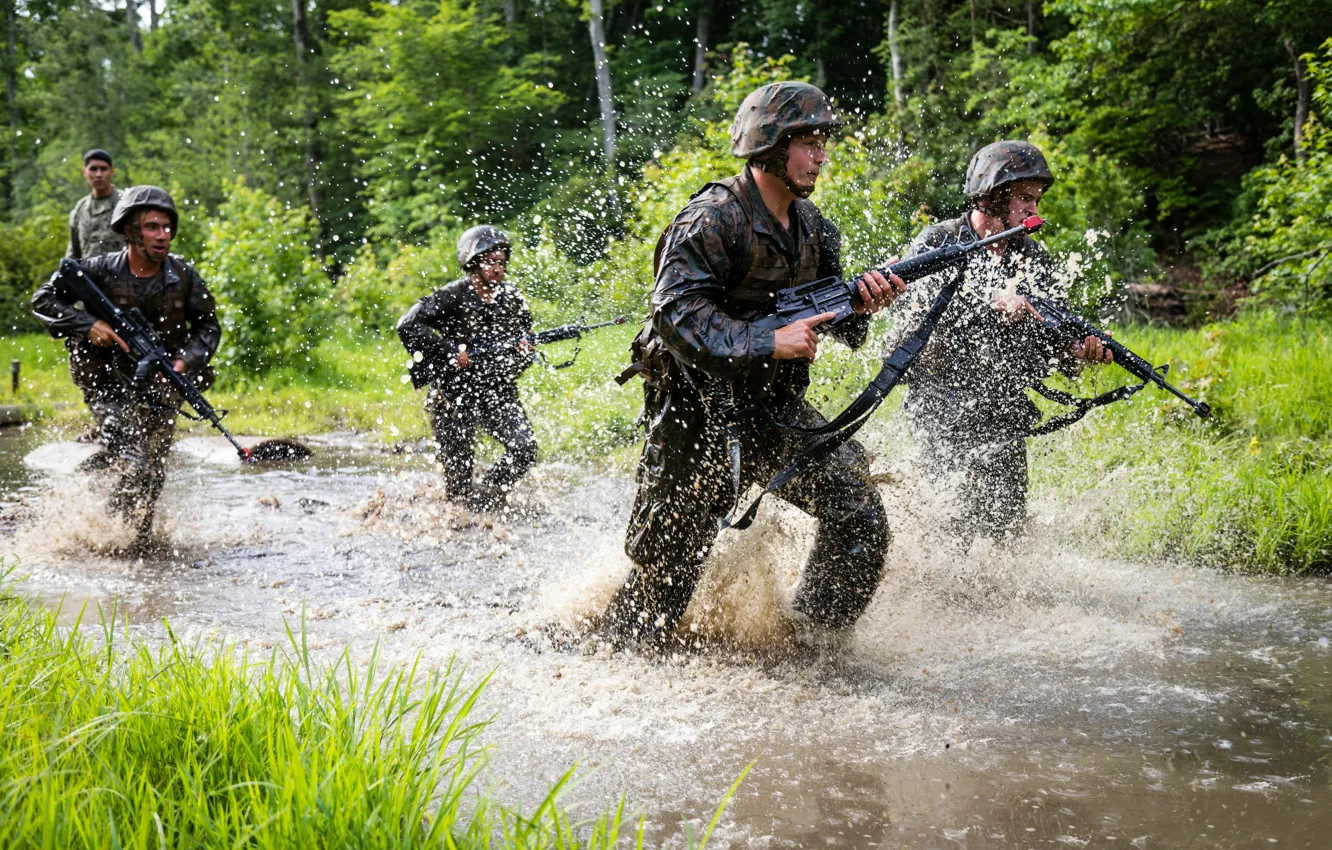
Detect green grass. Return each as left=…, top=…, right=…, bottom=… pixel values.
left=0, top=574, right=747, bottom=848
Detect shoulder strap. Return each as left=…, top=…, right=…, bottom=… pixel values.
left=652, top=177, right=755, bottom=282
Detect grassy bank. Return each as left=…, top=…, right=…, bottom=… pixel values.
left=1030, top=314, right=1331, bottom=572
left=0, top=579, right=741, bottom=848
left=3, top=311, right=1327, bottom=572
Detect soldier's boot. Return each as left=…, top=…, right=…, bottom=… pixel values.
left=599, top=560, right=704, bottom=650
left=791, top=497, right=891, bottom=634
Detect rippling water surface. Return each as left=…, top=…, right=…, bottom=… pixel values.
left=2, top=425, right=1329, bottom=848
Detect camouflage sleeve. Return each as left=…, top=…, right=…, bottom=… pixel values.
left=1024, top=242, right=1083, bottom=378
left=818, top=217, right=872, bottom=351
left=397, top=294, right=458, bottom=364
left=64, top=202, right=80, bottom=260
left=31, top=262, right=97, bottom=341
left=652, top=204, right=775, bottom=378
left=180, top=266, right=221, bottom=370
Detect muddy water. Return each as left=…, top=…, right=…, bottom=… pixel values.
left=2, top=424, right=1331, bottom=848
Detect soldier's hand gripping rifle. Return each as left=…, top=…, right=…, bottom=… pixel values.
left=722, top=216, right=1047, bottom=530
left=752, top=215, right=1048, bottom=332
left=57, top=259, right=309, bottom=463
left=1021, top=294, right=1211, bottom=433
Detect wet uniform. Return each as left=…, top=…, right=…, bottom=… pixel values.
left=397, top=278, right=538, bottom=503
left=31, top=249, right=220, bottom=532
left=65, top=189, right=126, bottom=260
left=607, top=167, right=891, bottom=644
left=886, top=215, right=1077, bottom=539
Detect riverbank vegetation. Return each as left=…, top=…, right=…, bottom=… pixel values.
left=0, top=578, right=745, bottom=847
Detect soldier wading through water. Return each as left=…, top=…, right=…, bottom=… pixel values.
left=605, top=82, right=906, bottom=649
left=32, top=185, right=221, bottom=547
left=885, top=141, right=1113, bottom=543
left=397, top=226, right=539, bottom=513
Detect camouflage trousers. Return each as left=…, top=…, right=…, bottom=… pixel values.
left=80, top=386, right=179, bottom=539
left=905, top=388, right=1034, bottom=542
left=607, top=384, right=891, bottom=646
left=426, top=382, right=538, bottom=506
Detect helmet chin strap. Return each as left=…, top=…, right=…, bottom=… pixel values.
left=751, top=140, right=815, bottom=200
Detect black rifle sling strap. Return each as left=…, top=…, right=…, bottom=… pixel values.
left=1026, top=370, right=1159, bottom=437
left=719, top=271, right=964, bottom=531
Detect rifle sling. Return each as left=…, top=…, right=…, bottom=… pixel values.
left=1026, top=380, right=1146, bottom=436
left=719, top=274, right=963, bottom=531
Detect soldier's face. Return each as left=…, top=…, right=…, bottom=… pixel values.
left=82, top=160, right=114, bottom=194
left=133, top=210, right=174, bottom=263
left=786, top=133, right=830, bottom=193
left=1004, top=179, right=1045, bottom=226
left=475, top=248, right=508, bottom=286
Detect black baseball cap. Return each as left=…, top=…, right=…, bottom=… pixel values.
left=82, top=148, right=113, bottom=167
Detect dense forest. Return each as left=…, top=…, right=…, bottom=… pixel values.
left=0, top=0, right=1330, bottom=347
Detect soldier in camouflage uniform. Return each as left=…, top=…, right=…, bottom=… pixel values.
left=65, top=149, right=126, bottom=260
left=604, top=82, right=907, bottom=649
left=397, top=226, right=539, bottom=512
left=885, top=141, right=1112, bottom=542
left=33, top=186, right=220, bottom=545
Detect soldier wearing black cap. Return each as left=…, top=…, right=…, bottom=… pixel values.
left=396, top=225, right=539, bottom=512
left=65, top=149, right=126, bottom=260
left=883, top=140, right=1113, bottom=542
left=33, top=185, right=220, bottom=546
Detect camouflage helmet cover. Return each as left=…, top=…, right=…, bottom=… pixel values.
left=730, top=81, right=842, bottom=159
left=963, top=140, right=1054, bottom=201
left=111, top=185, right=180, bottom=235
left=456, top=225, right=511, bottom=269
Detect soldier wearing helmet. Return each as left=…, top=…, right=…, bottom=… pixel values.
left=32, top=185, right=220, bottom=548
left=396, top=225, right=538, bottom=512
left=883, top=140, right=1112, bottom=542
left=602, top=81, right=908, bottom=650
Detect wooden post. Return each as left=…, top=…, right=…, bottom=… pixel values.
left=10, top=359, right=19, bottom=395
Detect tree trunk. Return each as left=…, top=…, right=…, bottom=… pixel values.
left=812, top=0, right=826, bottom=88
left=503, top=0, right=516, bottom=24
left=148, top=0, right=158, bottom=31
left=1026, top=0, right=1036, bottom=53
left=888, top=0, right=904, bottom=112
left=1286, top=38, right=1310, bottom=164
left=127, top=0, right=142, bottom=52
left=691, top=2, right=710, bottom=96
left=588, top=0, right=617, bottom=175
left=6, top=0, right=16, bottom=206
left=969, top=0, right=976, bottom=46
left=292, top=0, right=324, bottom=226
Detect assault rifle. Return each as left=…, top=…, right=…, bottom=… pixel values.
left=753, top=215, right=1047, bottom=332
left=56, top=259, right=308, bottom=463
left=1025, top=295, right=1211, bottom=426
left=407, top=315, right=629, bottom=387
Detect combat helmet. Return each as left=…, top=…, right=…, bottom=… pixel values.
left=111, top=185, right=179, bottom=235
left=963, top=141, right=1053, bottom=203
left=456, top=225, right=511, bottom=270
left=730, top=81, right=842, bottom=160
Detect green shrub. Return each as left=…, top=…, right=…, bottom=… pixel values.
left=0, top=208, right=65, bottom=334
left=200, top=182, right=331, bottom=376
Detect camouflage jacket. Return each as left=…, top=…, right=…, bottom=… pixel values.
left=32, top=249, right=221, bottom=394
left=397, top=278, right=534, bottom=394
left=649, top=166, right=869, bottom=402
left=883, top=215, right=1079, bottom=434
left=65, top=189, right=126, bottom=260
